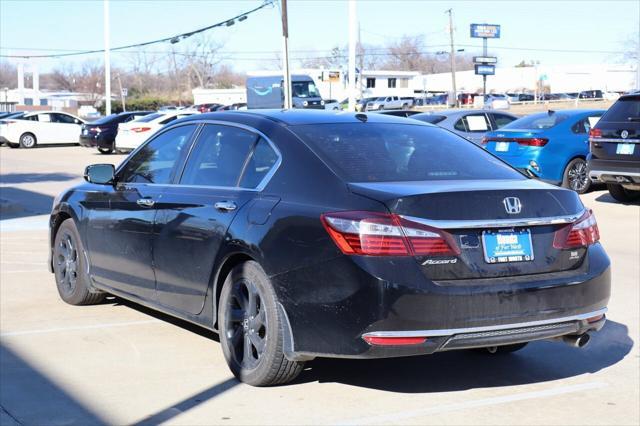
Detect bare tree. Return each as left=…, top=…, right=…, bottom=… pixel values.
left=0, top=61, right=17, bottom=89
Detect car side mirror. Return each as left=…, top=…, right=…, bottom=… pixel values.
left=84, top=164, right=115, bottom=185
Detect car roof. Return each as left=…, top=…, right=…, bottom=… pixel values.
left=412, top=109, right=517, bottom=118
left=523, top=109, right=605, bottom=117
left=179, top=109, right=431, bottom=126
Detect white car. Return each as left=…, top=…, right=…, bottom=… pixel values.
left=0, top=111, right=85, bottom=148
left=483, top=94, right=511, bottom=110
left=115, top=111, right=198, bottom=152
left=323, top=99, right=341, bottom=111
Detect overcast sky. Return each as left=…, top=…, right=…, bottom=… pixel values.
left=1, top=0, right=638, bottom=72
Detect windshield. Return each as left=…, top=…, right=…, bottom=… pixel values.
left=503, top=113, right=569, bottom=130
left=291, top=123, right=524, bottom=183
left=135, top=113, right=164, bottom=123
left=291, top=81, right=320, bottom=98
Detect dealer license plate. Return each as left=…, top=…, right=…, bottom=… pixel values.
left=482, top=228, right=533, bottom=264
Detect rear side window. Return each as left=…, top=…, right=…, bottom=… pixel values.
left=599, top=96, right=640, bottom=123
left=291, top=123, right=524, bottom=182
left=180, top=125, right=257, bottom=187
left=239, top=138, right=279, bottom=189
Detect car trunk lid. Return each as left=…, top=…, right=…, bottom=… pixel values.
left=483, top=129, right=547, bottom=158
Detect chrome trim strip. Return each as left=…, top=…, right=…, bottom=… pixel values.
left=590, top=138, right=640, bottom=144
left=361, top=308, right=607, bottom=339
left=589, top=170, right=640, bottom=179
left=401, top=210, right=584, bottom=230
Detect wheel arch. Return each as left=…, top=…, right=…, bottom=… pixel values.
left=49, top=203, right=82, bottom=272
left=212, top=251, right=257, bottom=329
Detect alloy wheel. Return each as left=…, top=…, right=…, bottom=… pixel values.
left=21, top=135, right=35, bottom=148
left=56, top=232, right=78, bottom=294
left=568, top=160, right=589, bottom=192
left=224, top=279, right=268, bottom=370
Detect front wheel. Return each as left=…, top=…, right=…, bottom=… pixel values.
left=53, top=219, right=105, bottom=305
left=218, top=261, right=304, bottom=386
left=607, top=184, right=640, bottom=203
left=98, top=147, right=113, bottom=155
left=562, top=158, right=591, bottom=193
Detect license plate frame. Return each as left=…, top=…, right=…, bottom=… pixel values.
left=482, top=228, right=534, bottom=264
left=616, top=143, right=635, bottom=155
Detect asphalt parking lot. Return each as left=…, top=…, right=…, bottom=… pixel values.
left=0, top=145, right=638, bottom=426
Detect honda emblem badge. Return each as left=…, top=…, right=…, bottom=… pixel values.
left=621, top=130, right=629, bottom=139
left=503, top=197, right=522, bottom=214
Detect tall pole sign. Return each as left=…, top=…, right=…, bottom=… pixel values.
left=470, top=23, right=500, bottom=97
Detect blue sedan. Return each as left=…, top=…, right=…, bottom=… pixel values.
left=482, top=109, right=604, bottom=193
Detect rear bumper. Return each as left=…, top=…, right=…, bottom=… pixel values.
left=275, top=244, right=611, bottom=361
left=80, top=134, right=115, bottom=149
left=588, top=158, right=640, bottom=184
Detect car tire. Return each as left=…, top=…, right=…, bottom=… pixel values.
left=218, top=261, right=304, bottom=386
left=7, top=142, right=19, bottom=148
left=53, top=219, right=105, bottom=305
left=475, top=342, right=529, bottom=354
left=562, top=158, right=591, bottom=194
left=98, top=147, right=113, bottom=155
left=607, top=184, right=640, bottom=203
left=19, top=133, right=37, bottom=149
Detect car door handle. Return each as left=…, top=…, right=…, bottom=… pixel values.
left=136, top=198, right=155, bottom=208
left=214, top=201, right=237, bottom=212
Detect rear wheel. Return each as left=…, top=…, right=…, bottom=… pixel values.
left=218, top=261, right=304, bottom=386
left=19, top=133, right=36, bottom=149
left=7, top=142, right=19, bottom=148
left=562, top=158, right=590, bottom=193
left=53, top=219, right=105, bottom=305
left=607, top=184, right=640, bottom=203
left=98, top=147, right=113, bottom=154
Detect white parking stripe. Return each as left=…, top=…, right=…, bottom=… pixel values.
left=1, top=319, right=161, bottom=337
left=333, top=382, right=608, bottom=425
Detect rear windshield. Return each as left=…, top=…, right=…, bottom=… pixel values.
left=412, top=114, right=446, bottom=124
left=502, top=113, right=568, bottom=130
left=291, top=123, right=524, bottom=182
left=91, top=114, right=119, bottom=125
left=599, top=96, right=640, bottom=123
left=136, top=113, right=164, bottom=123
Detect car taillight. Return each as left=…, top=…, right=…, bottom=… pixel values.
left=131, top=127, right=151, bottom=133
left=516, top=138, right=548, bottom=147
left=321, top=211, right=460, bottom=256
left=589, top=128, right=602, bottom=138
left=553, top=209, right=600, bottom=249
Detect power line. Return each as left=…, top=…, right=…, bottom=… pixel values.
left=0, top=0, right=275, bottom=59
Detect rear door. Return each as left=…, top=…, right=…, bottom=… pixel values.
left=51, top=113, right=83, bottom=143
left=153, top=124, right=280, bottom=314
left=591, top=96, right=640, bottom=163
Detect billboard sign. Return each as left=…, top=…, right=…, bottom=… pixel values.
left=473, top=56, right=498, bottom=64
left=470, top=24, right=501, bottom=39
left=475, top=64, right=496, bottom=76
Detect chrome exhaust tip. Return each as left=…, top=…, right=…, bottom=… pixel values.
left=562, top=333, right=591, bottom=348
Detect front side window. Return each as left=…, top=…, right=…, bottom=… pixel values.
left=119, top=125, right=196, bottom=184
left=180, top=125, right=257, bottom=187
left=52, top=113, right=76, bottom=124
left=292, top=123, right=524, bottom=182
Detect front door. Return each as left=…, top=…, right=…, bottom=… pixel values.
left=85, top=124, right=198, bottom=300
left=153, top=124, right=280, bottom=315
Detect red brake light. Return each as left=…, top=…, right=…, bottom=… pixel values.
left=131, top=127, right=151, bottom=133
left=516, top=138, right=548, bottom=147
left=589, top=128, right=602, bottom=138
left=553, top=210, right=600, bottom=249
left=321, top=211, right=460, bottom=256
left=363, top=336, right=427, bottom=346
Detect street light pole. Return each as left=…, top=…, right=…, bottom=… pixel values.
left=103, top=0, right=111, bottom=115
left=446, top=9, right=457, bottom=107
left=348, top=0, right=357, bottom=112
left=280, top=0, right=292, bottom=109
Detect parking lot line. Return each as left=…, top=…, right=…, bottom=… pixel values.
left=333, top=381, right=608, bottom=425
left=1, top=319, right=161, bottom=337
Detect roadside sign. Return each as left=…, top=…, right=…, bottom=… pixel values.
left=473, top=56, right=498, bottom=64
left=322, top=71, right=340, bottom=82
left=121, top=88, right=128, bottom=97
left=475, top=64, right=495, bottom=76
left=470, top=24, right=501, bottom=39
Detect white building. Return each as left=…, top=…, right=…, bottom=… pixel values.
left=192, top=87, right=246, bottom=105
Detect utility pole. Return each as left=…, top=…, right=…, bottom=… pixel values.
left=446, top=9, right=457, bottom=108
left=348, top=0, right=357, bottom=112
left=116, top=74, right=125, bottom=112
left=358, top=20, right=364, bottom=100
left=280, top=0, right=292, bottom=109
left=103, top=0, right=111, bottom=115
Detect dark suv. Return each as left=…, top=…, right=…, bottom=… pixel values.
left=588, top=94, right=640, bottom=202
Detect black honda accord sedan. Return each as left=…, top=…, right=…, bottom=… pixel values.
left=49, top=110, right=610, bottom=386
